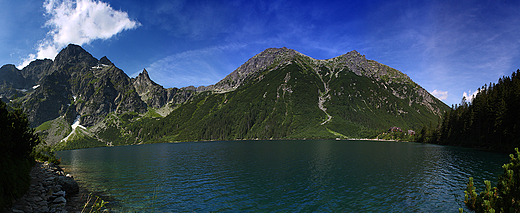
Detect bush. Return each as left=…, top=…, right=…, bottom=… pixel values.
left=32, top=145, right=61, bottom=165
left=0, top=101, right=42, bottom=208
left=463, top=148, right=520, bottom=212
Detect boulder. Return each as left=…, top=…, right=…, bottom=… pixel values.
left=56, top=176, right=79, bottom=195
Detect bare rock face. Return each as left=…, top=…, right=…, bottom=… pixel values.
left=21, top=59, right=53, bottom=86
left=0, top=64, right=25, bottom=88
left=73, top=63, right=147, bottom=127
left=210, top=47, right=303, bottom=92
left=131, top=68, right=197, bottom=109
left=132, top=68, right=167, bottom=108
left=12, top=44, right=147, bottom=127
left=0, top=64, right=26, bottom=102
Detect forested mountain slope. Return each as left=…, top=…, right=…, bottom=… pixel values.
left=419, top=70, right=520, bottom=151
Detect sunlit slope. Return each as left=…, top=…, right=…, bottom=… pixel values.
left=124, top=52, right=448, bottom=143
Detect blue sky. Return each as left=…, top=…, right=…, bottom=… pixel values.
left=1, top=0, right=520, bottom=106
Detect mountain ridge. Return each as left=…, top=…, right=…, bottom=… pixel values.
left=0, top=44, right=449, bottom=149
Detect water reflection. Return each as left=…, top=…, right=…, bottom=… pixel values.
left=57, top=140, right=509, bottom=212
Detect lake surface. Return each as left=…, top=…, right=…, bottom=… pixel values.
left=57, top=140, right=510, bottom=212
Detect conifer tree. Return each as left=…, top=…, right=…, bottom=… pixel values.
left=464, top=148, right=520, bottom=212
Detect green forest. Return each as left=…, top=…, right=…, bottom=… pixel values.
left=418, top=70, right=520, bottom=151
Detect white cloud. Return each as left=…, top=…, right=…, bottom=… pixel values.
left=463, top=90, right=479, bottom=103
left=18, top=0, right=139, bottom=69
left=431, top=89, right=448, bottom=101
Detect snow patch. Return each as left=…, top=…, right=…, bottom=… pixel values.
left=73, top=95, right=77, bottom=102
left=32, top=85, right=40, bottom=89
left=71, top=115, right=85, bottom=130
left=92, top=64, right=109, bottom=69
left=61, top=115, right=85, bottom=142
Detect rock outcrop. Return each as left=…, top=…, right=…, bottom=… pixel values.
left=131, top=69, right=197, bottom=109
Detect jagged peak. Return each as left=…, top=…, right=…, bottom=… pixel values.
left=99, top=56, right=113, bottom=66
left=138, top=68, right=151, bottom=80
left=134, top=68, right=158, bottom=87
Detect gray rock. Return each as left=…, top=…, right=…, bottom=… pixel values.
left=39, top=206, right=49, bottom=212
left=53, top=196, right=66, bottom=204
left=53, top=190, right=66, bottom=197
left=27, top=196, right=43, bottom=202
left=56, top=176, right=79, bottom=195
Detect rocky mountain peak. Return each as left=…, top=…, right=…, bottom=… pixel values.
left=1, top=64, right=17, bottom=70
left=134, top=68, right=154, bottom=84
left=51, top=44, right=98, bottom=72
left=210, top=47, right=304, bottom=92
left=255, top=47, right=302, bottom=59
left=0, top=64, right=18, bottom=75
left=0, top=64, right=24, bottom=88
left=98, top=56, right=113, bottom=66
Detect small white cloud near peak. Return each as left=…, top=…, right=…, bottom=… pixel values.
left=18, top=0, right=140, bottom=69
left=431, top=89, right=448, bottom=101
left=463, top=90, right=479, bottom=103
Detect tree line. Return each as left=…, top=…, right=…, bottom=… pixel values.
left=417, top=69, right=520, bottom=151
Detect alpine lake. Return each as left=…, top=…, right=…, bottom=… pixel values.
left=56, top=140, right=510, bottom=212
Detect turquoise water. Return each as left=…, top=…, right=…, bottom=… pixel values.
left=57, top=140, right=509, bottom=212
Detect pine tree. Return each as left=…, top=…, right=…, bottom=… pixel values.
left=464, top=148, right=520, bottom=212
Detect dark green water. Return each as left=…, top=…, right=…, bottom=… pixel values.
left=57, top=140, right=509, bottom=212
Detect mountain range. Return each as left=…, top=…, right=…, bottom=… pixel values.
left=0, top=44, right=449, bottom=150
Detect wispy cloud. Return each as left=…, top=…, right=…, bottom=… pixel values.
left=143, top=44, right=249, bottom=88
left=18, top=0, right=139, bottom=69
left=431, top=89, right=448, bottom=101
left=365, top=1, right=520, bottom=106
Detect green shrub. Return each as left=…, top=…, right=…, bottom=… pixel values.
left=32, top=145, right=61, bottom=165
left=463, top=148, right=520, bottom=212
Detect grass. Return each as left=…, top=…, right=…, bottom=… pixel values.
left=144, top=108, right=163, bottom=118
left=54, top=129, right=106, bottom=151
left=35, top=120, right=53, bottom=131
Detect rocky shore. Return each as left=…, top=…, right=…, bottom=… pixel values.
left=3, top=162, right=90, bottom=213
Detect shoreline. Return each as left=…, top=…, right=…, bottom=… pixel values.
left=2, top=161, right=98, bottom=213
